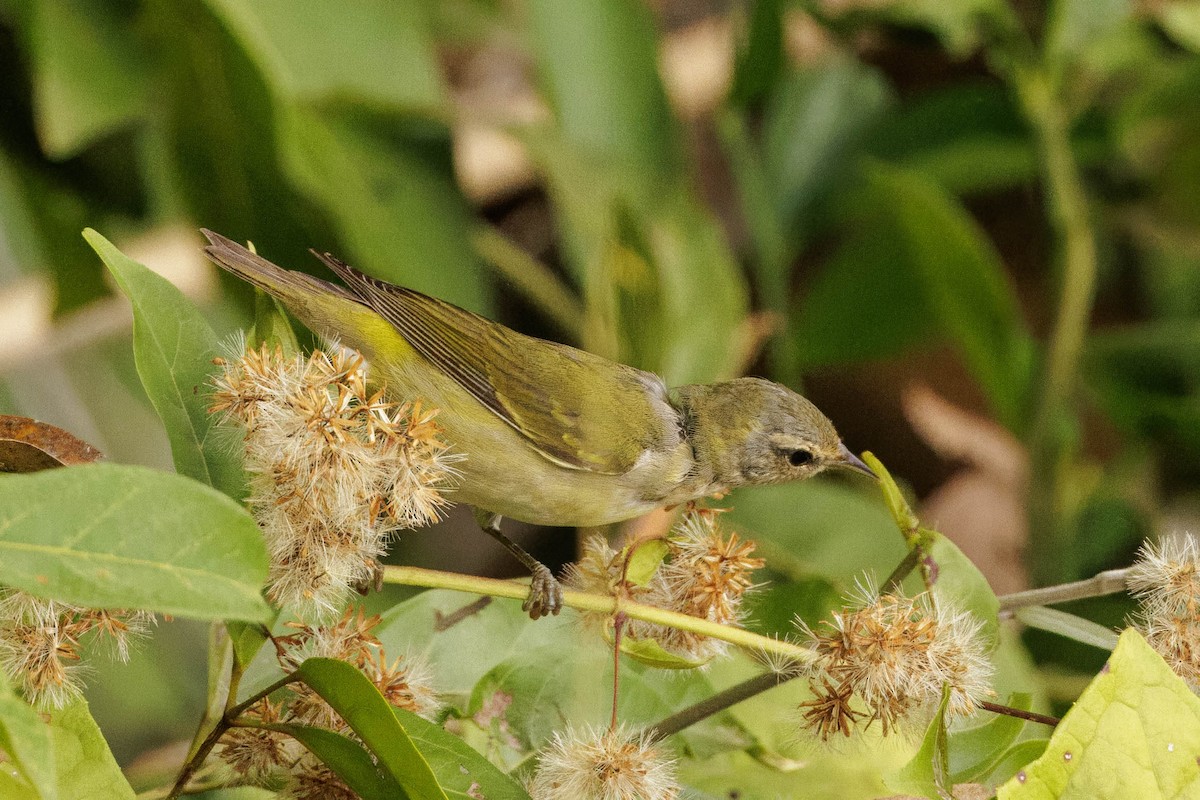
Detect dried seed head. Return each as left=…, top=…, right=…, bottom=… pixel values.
left=0, top=589, right=151, bottom=707
left=216, top=700, right=290, bottom=781
left=211, top=343, right=460, bottom=617
left=273, top=606, right=440, bottom=732
left=528, top=724, right=679, bottom=800
left=797, top=589, right=993, bottom=740
left=1129, top=534, right=1200, bottom=688
left=566, top=510, right=763, bottom=662
left=285, top=754, right=358, bottom=800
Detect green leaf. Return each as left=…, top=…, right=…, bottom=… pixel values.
left=250, top=292, right=300, bottom=355
left=987, top=738, right=1049, bottom=784
left=269, top=724, right=401, bottom=800
left=866, top=82, right=1038, bottom=194
left=203, top=0, right=446, bottom=112
left=790, top=221, right=935, bottom=368
left=858, top=163, right=1037, bottom=429
left=84, top=229, right=247, bottom=501
left=1157, top=1, right=1200, bottom=52
left=869, top=0, right=1018, bottom=56
left=0, top=463, right=270, bottom=621
left=728, top=0, right=785, bottom=107
left=227, top=618, right=273, bottom=671
left=619, top=636, right=714, bottom=670
left=294, top=658, right=448, bottom=800
left=1014, top=606, right=1120, bottom=651
left=526, top=0, right=678, bottom=179
left=927, top=532, right=1001, bottom=647
left=886, top=686, right=952, bottom=798
left=45, top=700, right=135, bottom=800
left=862, top=453, right=921, bottom=538
left=998, top=629, right=1200, bottom=799
left=0, top=677, right=55, bottom=799
left=392, top=708, right=531, bottom=799
left=724, top=480, right=905, bottom=581
left=25, top=0, right=147, bottom=159
left=624, top=539, right=669, bottom=587
left=1047, top=0, right=1134, bottom=66
left=277, top=107, right=487, bottom=314
left=949, top=693, right=1032, bottom=784
left=761, top=60, right=890, bottom=238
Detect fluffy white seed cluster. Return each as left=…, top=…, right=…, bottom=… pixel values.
left=797, top=588, right=993, bottom=739
left=0, top=588, right=151, bottom=707
left=567, top=510, right=763, bottom=662
left=1128, top=534, right=1200, bottom=689
left=527, top=724, right=679, bottom=800
left=210, top=343, right=459, bottom=617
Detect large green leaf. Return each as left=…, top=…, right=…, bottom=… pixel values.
left=84, top=229, right=247, bottom=501
left=723, top=481, right=905, bottom=581
left=0, top=676, right=55, bottom=799
left=927, top=532, right=1001, bottom=647
left=761, top=60, right=891, bottom=238
left=25, top=0, right=147, bottom=159
left=203, top=0, right=445, bottom=112
left=526, top=0, right=678, bottom=180
left=857, top=163, right=1037, bottom=429
left=393, top=708, right=531, bottom=800
left=998, top=629, right=1200, bottom=799
left=949, top=693, right=1033, bottom=784
left=277, top=107, right=487, bottom=313
left=45, top=700, right=134, bottom=800
left=294, top=658, right=447, bottom=800
left=0, top=463, right=270, bottom=621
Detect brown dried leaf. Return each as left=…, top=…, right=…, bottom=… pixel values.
left=0, top=415, right=103, bottom=473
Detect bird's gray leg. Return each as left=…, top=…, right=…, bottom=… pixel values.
left=472, top=508, right=563, bottom=620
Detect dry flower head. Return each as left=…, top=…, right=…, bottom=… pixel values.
left=797, top=588, right=993, bottom=740
left=211, top=343, right=459, bottom=617
left=528, top=724, right=679, bottom=800
left=566, top=509, right=763, bottom=662
left=0, top=588, right=151, bottom=708
left=1128, top=534, right=1200, bottom=689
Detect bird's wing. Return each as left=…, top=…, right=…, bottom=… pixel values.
left=311, top=251, right=671, bottom=475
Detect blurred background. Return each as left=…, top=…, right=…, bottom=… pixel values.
left=1, top=0, right=1199, bottom=776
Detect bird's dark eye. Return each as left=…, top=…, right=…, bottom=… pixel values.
left=788, top=449, right=813, bottom=467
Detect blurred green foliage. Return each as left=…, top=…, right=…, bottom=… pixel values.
left=2, top=0, right=1200, bottom=795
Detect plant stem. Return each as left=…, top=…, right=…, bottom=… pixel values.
left=166, top=673, right=301, bottom=799
left=382, top=565, right=818, bottom=665
left=882, top=547, right=924, bottom=594
left=1016, top=65, right=1100, bottom=586
left=998, top=568, right=1130, bottom=612
left=646, top=670, right=796, bottom=742
left=979, top=700, right=1060, bottom=728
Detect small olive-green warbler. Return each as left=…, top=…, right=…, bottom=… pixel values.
left=201, top=230, right=873, bottom=618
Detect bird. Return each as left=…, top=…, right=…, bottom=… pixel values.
left=200, top=230, right=875, bottom=619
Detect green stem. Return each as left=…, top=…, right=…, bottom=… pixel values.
left=1016, top=66, right=1099, bottom=586
left=382, top=565, right=818, bottom=665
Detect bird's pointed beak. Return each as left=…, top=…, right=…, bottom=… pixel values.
left=835, top=442, right=877, bottom=479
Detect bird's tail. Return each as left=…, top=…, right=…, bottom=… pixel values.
left=201, top=229, right=362, bottom=307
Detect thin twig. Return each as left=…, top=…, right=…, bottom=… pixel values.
left=979, top=700, right=1060, bottom=728
left=646, top=670, right=797, bottom=742
left=998, top=568, right=1130, bottom=612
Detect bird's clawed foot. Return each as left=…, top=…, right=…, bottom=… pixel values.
left=523, top=563, right=563, bottom=620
